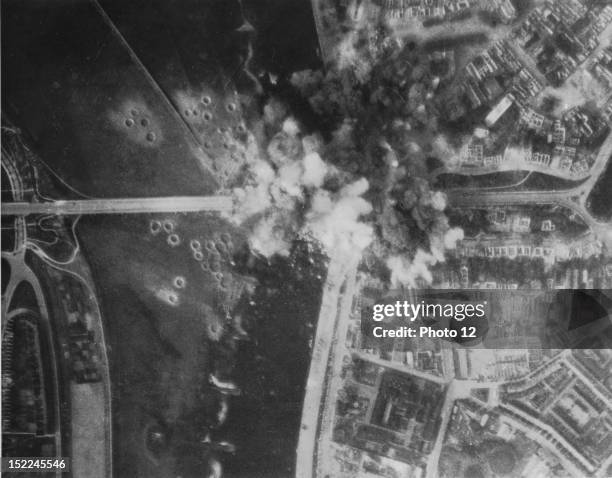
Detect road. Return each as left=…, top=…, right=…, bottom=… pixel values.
left=430, top=160, right=589, bottom=182
left=3, top=151, right=115, bottom=477
left=497, top=404, right=593, bottom=477
left=447, top=128, right=612, bottom=206
left=3, top=243, right=114, bottom=478
left=446, top=130, right=612, bottom=247
left=352, top=351, right=446, bottom=385
left=447, top=188, right=589, bottom=218
left=425, top=380, right=457, bottom=478
left=295, top=253, right=359, bottom=478
left=313, top=261, right=361, bottom=478
left=44, top=257, right=114, bottom=478
left=2, top=251, right=69, bottom=478
left=1, top=196, right=233, bottom=216
left=447, top=187, right=612, bottom=249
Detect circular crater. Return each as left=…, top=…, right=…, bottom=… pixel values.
left=150, top=220, right=162, bottom=235
left=215, top=241, right=228, bottom=256
left=209, top=260, right=221, bottom=273
left=167, top=292, right=178, bottom=305
left=173, top=276, right=186, bottom=289
left=167, top=234, right=180, bottom=247
left=162, top=220, right=174, bottom=233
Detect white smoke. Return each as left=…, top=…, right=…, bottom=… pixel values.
left=443, top=227, right=464, bottom=250
left=386, top=226, right=464, bottom=287
left=387, top=250, right=436, bottom=286
left=301, top=152, right=328, bottom=188
left=305, top=180, right=374, bottom=253
left=230, top=101, right=463, bottom=286
left=249, top=214, right=293, bottom=258
left=385, top=173, right=462, bottom=286
left=430, top=191, right=447, bottom=212
left=230, top=113, right=373, bottom=259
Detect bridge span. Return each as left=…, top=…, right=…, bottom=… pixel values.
left=1, top=196, right=233, bottom=216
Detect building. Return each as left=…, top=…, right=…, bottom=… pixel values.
left=483, top=154, right=503, bottom=167
left=541, top=220, right=555, bottom=232
left=522, top=108, right=545, bottom=130
left=485, top=94, right=514, bottom=127
left=512, top=215, right=531, bottom=233
left=465, top=143, right=484, bottom=165
left=552, top=120, right=566, bottom=145
left=530, top=152, right=551, bottom=166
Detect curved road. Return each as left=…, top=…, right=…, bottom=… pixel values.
left=295, top=253, right=358, bottom=478
left=446, top=131, right=612, bottom=248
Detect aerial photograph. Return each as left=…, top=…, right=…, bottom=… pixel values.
left=1, top=0, right=612, bottom=477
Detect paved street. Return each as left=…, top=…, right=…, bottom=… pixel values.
left=2, top=249, right=112, bottom=478
left=446, top=130, right=612, bottom=249
left=295, top=253, right=359, bottom=478
left=1, top=196, right=233, bottom=216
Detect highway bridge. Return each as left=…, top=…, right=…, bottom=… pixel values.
left=1, top=196, right=233, bottom=216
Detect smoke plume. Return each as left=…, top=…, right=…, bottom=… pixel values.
left=229, top=107, right=374, bottom=260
